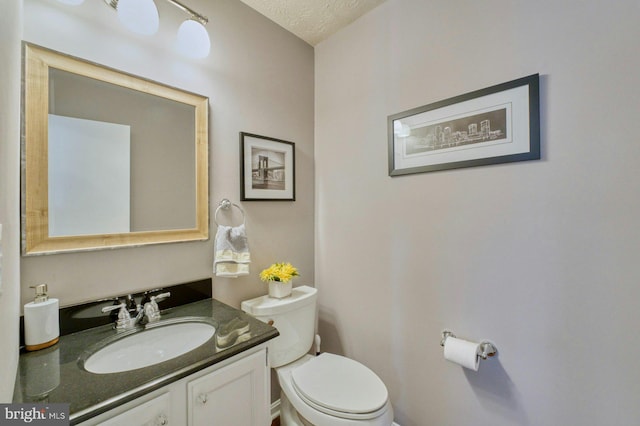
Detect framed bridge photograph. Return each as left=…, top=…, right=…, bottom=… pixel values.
left=240, top=132, right=296, bottom=201
left=388, top=74, right=540, bottom=176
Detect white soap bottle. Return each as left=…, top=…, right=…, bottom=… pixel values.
left=24, top=284, right=59, bottom=351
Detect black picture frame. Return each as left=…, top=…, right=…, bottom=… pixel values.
left=240, top=132, right=296, bottom=201
left=388, top=74, right=540, bottom=176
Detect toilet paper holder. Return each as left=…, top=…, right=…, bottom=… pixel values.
left=440, top=330, right=497, bottom=360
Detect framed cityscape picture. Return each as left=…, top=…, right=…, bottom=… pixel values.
left=388, top=74, right=540, bottom=176
left=240, top=132, right=295, bottom=201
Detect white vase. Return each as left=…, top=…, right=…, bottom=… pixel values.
left=268, top=281, right=292, bottom=299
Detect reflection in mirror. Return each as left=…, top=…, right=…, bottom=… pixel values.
left=48, top=68, right=197, bottom=234
left=48, top=115, right=131, bottom=236
left=22, top=43, right=209, bottom=255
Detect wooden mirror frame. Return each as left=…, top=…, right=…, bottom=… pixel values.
left=22, top=43, right=209, bottom=255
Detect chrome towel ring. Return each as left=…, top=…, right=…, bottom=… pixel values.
left=214, top=199, right=245, bottom=226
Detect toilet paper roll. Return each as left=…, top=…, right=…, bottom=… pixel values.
left=444, top=336, right=480, bottom=371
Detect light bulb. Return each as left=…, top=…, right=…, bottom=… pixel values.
left=56, top=0, right=85, bottom=4
left=176, top=19, right=211, bottom=59
left=117, top=0, right=159, bottom=36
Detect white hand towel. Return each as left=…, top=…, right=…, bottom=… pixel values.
left=214, top=224, right=250, bottom=278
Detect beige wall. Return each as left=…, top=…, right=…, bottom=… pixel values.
left=0, top=0, right=23, bottom=402
left=20, top=0, right=314, bottom=310
left=315, top=0, right=640, bottom=424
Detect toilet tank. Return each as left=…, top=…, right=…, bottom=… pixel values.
left=241, top=285, right=317, bottom=368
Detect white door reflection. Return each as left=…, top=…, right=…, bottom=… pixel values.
left=48, top=115, right=130, bottom=237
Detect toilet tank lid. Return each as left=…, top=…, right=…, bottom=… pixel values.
left=241, top=285, right=317, bottom=316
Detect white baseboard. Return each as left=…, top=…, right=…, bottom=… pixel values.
left=270, top=398, right=400, bottom=425
left=271, top=399, right=281, bottom=420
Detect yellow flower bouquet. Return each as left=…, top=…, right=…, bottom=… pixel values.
left=260, top=262, right=299, bottom=298
left=260, top=262, right=299, bottom=283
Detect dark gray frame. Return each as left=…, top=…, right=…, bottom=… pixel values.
left=240, top=132, right=296, bottom=201
left=388, top=74, right=540, bottom=176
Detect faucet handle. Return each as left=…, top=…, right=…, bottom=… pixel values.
left=151, top=292, right=171, bottom=303
left=102, top=303, right=135, bottom=330
left=102, top=303, right=127, bottom=314
left=144, top=292, right=171, bottom=323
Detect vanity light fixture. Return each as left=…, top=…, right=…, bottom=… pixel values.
left=107, top=0, right=209, bottom=57
left=160, top=0, right=211, bottom=58
left=114, top=0, right=160, bottom=35
left=176, top=18, right=211, bottom=59
left=62, top=0, right=212, bottom=57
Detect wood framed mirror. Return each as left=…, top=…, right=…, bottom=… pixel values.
left=22, top=43, right=209, bottom=255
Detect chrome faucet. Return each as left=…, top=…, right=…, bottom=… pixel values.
left=142, top=292, right=171, bottom=323
left=102, top=292, right=171, bottom=330
left=102, top=302, right=139, bottom=330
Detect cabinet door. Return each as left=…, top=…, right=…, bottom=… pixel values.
left=188, top=349, right=269, bottom=426
left=96, top=392, right=171, bottom=426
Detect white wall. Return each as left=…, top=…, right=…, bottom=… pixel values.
left=315, top=0, right=640, bottom=424
left=0, top=0, right=22, bottom=402
left=20, top=0, right=314, bottom=309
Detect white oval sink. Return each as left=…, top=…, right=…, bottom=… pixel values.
left=83, top=319, right=216, bottom=374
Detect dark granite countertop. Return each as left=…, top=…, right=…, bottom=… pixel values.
left=13, top=298, right=279, bottom=424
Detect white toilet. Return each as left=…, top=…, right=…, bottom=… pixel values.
left=241, top=285, right=394, bottom=426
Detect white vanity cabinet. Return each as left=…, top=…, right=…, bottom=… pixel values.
left=188, top=348, right=269, bottom=425
left=78, top=346, right=269, bottom=426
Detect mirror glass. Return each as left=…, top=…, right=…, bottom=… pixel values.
left=22, top=43, right=209, bottom=255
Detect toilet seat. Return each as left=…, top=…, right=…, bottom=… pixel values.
left=291, top=353, right=389, bottom=420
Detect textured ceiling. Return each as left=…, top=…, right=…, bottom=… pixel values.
left=239, top=0, right=387, bottom=46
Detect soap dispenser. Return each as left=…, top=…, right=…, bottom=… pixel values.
left=24, top=284, right=59, bottom=351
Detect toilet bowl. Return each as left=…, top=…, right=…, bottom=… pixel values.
left=241, top=286, right=394, bottom=426
left=277, top=354, right=394, bottom=425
